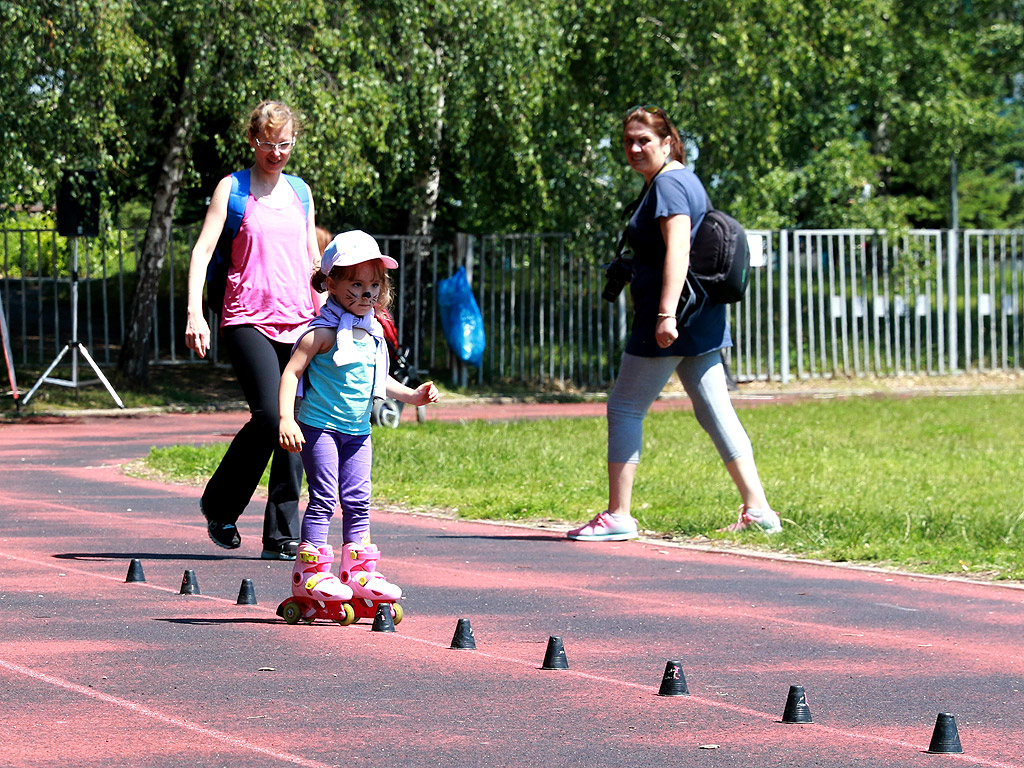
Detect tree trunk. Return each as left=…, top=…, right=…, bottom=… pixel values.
left=116, top=108, right=192, bottom=384
left=406, top=46, right=446, bottom=240
left=402, top=46, right=447, bottom=354
left=408, top=162, right=442, bottom=239
left=871, top=112, right=892, bottom=191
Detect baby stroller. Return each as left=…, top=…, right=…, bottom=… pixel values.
left=371, top=307, right=420, bottom=428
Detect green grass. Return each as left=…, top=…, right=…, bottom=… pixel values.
left=1, top=363, right=245, bottom=414
left=140, top=392, right=1024, bottom=581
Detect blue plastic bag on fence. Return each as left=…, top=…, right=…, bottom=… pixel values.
left=437, top=267, right=486, bottom=368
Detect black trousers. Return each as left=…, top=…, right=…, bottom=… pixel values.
left=201, top=324, right=301, bottom=548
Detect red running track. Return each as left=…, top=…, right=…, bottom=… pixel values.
left=0, top=409, right=1022, bottom=768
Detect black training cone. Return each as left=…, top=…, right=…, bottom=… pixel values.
left=658, top=660, right=690, bottom=696
left=541, top=636, right=569, bottom=670
left=450, top=618, right=476, bottom=650
left=236, top=578, right=257, bottom=605
left=926, top=713, right=963, bottom=754
left=371, top=603, right=396, bottom=633
left=179, top=569, right=200, bottom=595
left=125, top=559, right=146, bottom=583
left=781, top=685, right=813, bottom=723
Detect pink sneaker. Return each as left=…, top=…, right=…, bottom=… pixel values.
left=719, top=505, right=782, bottom=534
left=567, top=511, right=639, bottom=541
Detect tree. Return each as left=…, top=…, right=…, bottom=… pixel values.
left=3, top=0, right=1022, bottom=388
left=1, top=1, right=394, bottom=383
left=0, top=1, right=146, bottom=217
left=601, top=0, right=1023, bottom=230
left=867, top=0, right=1024, bottom=228
left=113, top=0, right=389, bottom=383
left=356, top=0, right=573, bottom=236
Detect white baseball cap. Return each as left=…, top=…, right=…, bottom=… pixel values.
left=321, top=230, right=398, bottom=273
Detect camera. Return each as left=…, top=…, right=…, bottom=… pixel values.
left=601, top=256, right=634, bottom=302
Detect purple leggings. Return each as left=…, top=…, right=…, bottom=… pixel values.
left=298, top=425, right=372, bottom=546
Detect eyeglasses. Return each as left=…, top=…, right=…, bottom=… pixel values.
left=626, top=104, right=661, bottom=116
left=253, top=137, right=296, bottom=153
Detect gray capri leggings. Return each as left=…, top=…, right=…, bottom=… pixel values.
left=607, top=351, right=753, bottom=465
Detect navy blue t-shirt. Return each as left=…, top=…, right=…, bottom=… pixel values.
left=624, top=166, right=731, bottom=357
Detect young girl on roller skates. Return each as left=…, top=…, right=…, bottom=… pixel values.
left=276, top=230, right=439, bottom=625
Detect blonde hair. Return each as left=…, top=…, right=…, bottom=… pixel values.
left=313, top=259, right=394, bottom=311
left=247, top=100, right=299, bottom=139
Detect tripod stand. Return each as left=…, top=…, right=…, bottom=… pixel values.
left=21, top=237, right=124, bottom=409
left=0, top=283, right=17, bottom=400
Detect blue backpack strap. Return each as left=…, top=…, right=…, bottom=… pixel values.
left=225, top=168, right=251, bottom=235
left=205, top=170, right=250, bottom=310
left=282, top=173, right=310, bottom=221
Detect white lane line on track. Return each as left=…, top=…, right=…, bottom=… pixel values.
left=391, top=633, right=1021, bottom=768
left=1, top=551, right=1020, bottom=768
left=875, top=602, right=920, bottom=611
left=0, top=489, right=207, bottom=533
left=0, top=657, right=339, bottom=768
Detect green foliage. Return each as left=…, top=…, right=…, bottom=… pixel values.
left=0, top=214, right=146, bottom=281
left=582, top=0, right=1023, bottom=232
left=957, top=166, right=1024, bottom=229
left=1, top=0, right=1022, bottom=236
left=878, top=0, right=1024, bottom=228
left=0, top=0, right=147, bottom=215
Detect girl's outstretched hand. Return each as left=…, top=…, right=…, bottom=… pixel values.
left=413, top=380, right=440, bottom=406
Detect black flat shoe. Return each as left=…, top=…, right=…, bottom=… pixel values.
left=261, top=540, right=298, bottom=560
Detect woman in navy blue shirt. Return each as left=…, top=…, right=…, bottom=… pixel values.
left=568, top=105, right=780, bottom=541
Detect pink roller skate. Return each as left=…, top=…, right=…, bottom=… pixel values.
left=338, top=542, right=403, bottom=624
left=276, top=543, right=356, bottom=625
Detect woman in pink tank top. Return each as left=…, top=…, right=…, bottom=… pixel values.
left=184, top=100, right=320, bottom=561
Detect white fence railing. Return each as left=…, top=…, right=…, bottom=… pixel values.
left=2, top=226, right=1023, bottom=388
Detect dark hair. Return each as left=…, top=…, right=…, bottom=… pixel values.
left=315, top=226, right=333, bottom=256
left=622, top=106, right=686, bottom=164
left=312, top=259, right=394, bottom=311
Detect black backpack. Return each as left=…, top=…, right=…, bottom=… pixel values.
left=688, top=204, right=750, bottom=304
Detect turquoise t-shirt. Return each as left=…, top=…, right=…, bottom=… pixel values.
left=297, top=335, right=376, bottom=435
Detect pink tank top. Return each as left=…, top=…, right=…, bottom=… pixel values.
left=220, top=188, right=316, bottom=343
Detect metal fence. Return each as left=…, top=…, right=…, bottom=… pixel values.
left=2, top=225, right=1023, bottom=390
left=730, top=228, right=1024, bottom=382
